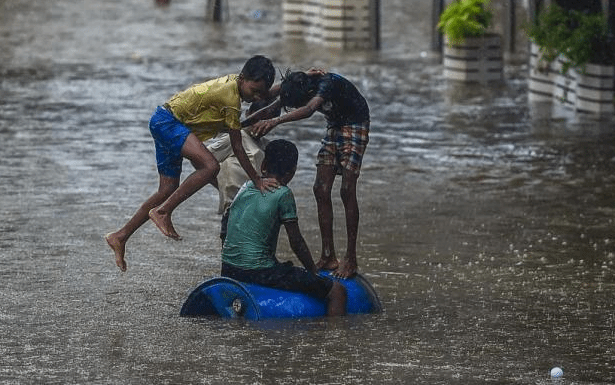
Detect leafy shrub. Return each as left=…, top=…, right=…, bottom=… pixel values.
left=438, top=0, right=493, bottom=45
left=527, top=4, right=614, bottom=73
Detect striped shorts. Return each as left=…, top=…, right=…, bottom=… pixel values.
left=317, top=121, right=370, bottom=175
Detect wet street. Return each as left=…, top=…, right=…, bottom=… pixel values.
left=1, top=0, right=614, bottom=383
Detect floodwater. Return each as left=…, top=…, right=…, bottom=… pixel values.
left=1, top=0, right=614, bottom=383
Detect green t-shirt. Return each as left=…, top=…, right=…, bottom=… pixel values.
left=221, top=181, right=298, bottom=269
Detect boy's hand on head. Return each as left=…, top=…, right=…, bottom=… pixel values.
left=306, top=67, right=326, bottom=76
left=256, top=176, right=279, bottom=193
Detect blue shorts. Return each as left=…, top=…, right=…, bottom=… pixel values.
left=149, top=106, right=191, bottom=178
left=221, top=261, right=333, bottom=300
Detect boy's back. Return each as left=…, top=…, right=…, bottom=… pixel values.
left=315, top=73, right=369, bottom=125
left=165, top=74, right=242, bottom=142
left=221, top=181, right=297, bottom=270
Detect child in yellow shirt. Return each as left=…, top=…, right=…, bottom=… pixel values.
left=106, top=55, right=278, bottom=272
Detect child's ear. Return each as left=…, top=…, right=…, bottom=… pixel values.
left=285, top=166, right=297, bottom=181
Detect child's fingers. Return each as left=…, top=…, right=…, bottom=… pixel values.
left=250, top=122, right=266, bottom=137
left=260, top=177, right=279, bottom=192
left=306, top=67, right=326, bottom=75
left=251, top=121, right=273, bottom=139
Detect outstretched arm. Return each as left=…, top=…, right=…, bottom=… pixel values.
left=284, top=220, right=317, bottom=274
left=240, top=98, right=282, bottom=128
left=268, top=83, right=281, bottom=98
left=250, top=95, right=325, bottom=138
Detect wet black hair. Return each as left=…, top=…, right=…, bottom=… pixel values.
left=264, top=139, right=298, bottom=177
left=279, top=69, right=318, bottom=109
left=240, top=55, right=275, bottom=89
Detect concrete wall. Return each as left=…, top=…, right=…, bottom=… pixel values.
left=282, top=0, right=379, bottom=49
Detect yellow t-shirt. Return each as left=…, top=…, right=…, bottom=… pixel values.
left=165, top=74, right=241, bottom=142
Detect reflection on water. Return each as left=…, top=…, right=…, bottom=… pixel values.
left=1, top=0, right=614, bottom=383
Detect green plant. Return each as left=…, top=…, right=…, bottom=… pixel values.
left=437, top=0, right=493, bottom=45
left=526, top=4, right=572, bottom=65
left=564, top=10, right=614, bottom=70
left=527, top=4, right=614, bottom=73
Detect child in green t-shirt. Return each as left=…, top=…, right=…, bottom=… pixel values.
left=221, top=139, right=347, bottom=316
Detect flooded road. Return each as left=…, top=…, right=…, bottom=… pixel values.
left=1, top=0, right=614, bottom=383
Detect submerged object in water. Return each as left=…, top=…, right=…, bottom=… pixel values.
left=180, top=270, right=382, bottom=320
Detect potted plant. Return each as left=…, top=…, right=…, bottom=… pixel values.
left=525, top=4, right=571, bottom=102
left=437, top=0, right=502, bottom=83
left=526, top=4, right=614, bottom=114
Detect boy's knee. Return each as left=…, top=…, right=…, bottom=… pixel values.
left=158, top=185, right=178, bottom=199
left=157, top=177, right=180, bottom=197
left=339, top=182, right=357, bottom=200
left=200, top=161, right=220, bottom=179
left=211, top=161, right=221, bottom=177
left=313, top=182, right=331, bottom=198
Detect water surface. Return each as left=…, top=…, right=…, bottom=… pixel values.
left=1, top=0, right=614, bottom=383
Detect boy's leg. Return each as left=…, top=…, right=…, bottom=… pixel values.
left=106, top=174, right=180, bottom=271
left=313, top=164, right=338, bottom=270
left=227, top=262, right=347, bottom=317
left=149, top=133, right=220, bottom=239
left=326, top=281, right=347, bottom=316
left=333, top=121, right=368, bottom=278
left=336, top=169, right=360, bottom=278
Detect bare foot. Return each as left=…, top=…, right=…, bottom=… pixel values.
left=316, top=256, right=339, bottom=271
left=105, top=232, right=127, bottom=272
left=148, top=208, right=181, bottom=240
left=333, top=257, right=357, bottom=279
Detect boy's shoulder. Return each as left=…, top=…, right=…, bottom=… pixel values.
left=233, top=183, right=295, bottom=216
left=203, top=74, right=238, bottom=86
left=317, top=73, right=350, bottom=92
left=263, top=184, right=295, bottom=206
left=321, top=72, right=345, bottom=83
left=196, top=74, right=241, bottom=107
left=200, top=74, right=239, bottom=95
left=238, top=181, right=293, bottom=199
left=263, top=184, right=294, bottom=199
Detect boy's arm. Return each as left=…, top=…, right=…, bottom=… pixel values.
left=284, top=221, right=317, bottom=274
left=268, top=83, right=281, bottom=98
left=260, top=67, right=322, bottom=103
left=240, top=98, right=282, bottom=128
left=229, top=129, right=278, bottom=193
left=250, top=96, right=324, bottom=138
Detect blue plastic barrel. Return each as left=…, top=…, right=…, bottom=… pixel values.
left=180, top=270, right=382, bottom=320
